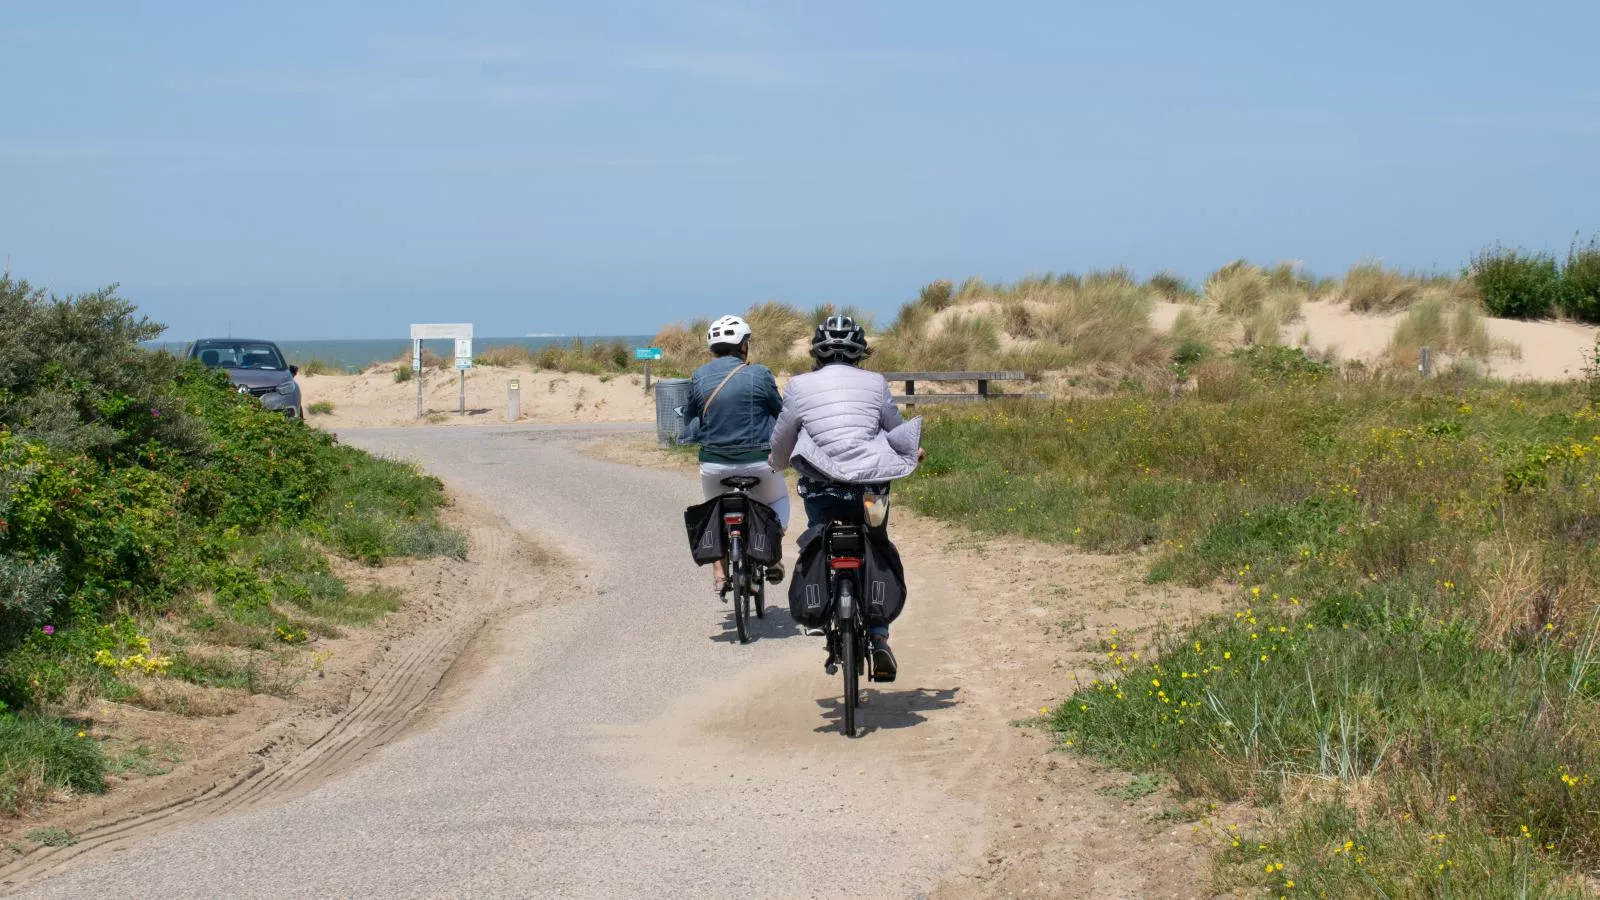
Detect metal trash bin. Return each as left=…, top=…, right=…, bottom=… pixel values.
left=653, top=378, right=692, bottom=448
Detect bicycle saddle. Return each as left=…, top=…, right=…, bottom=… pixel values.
left=720, top=476, right=762, bottom=490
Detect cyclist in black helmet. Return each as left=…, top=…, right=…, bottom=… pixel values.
left=769, top=315, right=924, bottom=679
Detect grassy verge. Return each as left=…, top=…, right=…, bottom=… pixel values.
left=0, top=275, right=464, bottom=816
left=902, top=348, right=1600, bottom=895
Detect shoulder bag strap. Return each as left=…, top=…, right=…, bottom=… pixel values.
left=703, top=363, right=749, bottom=411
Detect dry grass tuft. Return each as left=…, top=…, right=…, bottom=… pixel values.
left=1205, top=261, right=1269, bottom=317
left=1478, top=538, right=1548, bottom=649
left=743, top=301, right=810, bottom=353
left=1147, top=271, right=1199, bottom=303
left=1342, top=262, right=1423, bottom=312
left=1204, top=261, right=1307, bottom=345
left=1386, top=296, right=1492, bottom=366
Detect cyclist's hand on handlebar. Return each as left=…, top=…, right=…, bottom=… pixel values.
left=916, top=447, right=926, bottom=462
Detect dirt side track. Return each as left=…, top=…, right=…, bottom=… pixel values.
left=0, top=509, right=567, bottom=893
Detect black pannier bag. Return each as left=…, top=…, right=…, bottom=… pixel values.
left=788, top=528, right=831, bottom=627
left=683, top=495, right=783, bottom=567
left=787, top=525, right=906, bottom=628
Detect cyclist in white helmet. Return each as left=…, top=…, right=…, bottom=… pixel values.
left=685, top=315, right=791, bottom=593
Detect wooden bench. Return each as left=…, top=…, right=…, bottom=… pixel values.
left=879, top=371, right=1048, bottom=405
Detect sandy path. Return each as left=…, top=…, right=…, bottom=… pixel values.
left=10, top=426, right=1229, bottom=898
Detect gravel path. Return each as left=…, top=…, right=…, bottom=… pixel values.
left=15, top=425, right=976, bottom=899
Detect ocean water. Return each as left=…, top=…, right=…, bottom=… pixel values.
left=147, top=336, right=654, bottom=372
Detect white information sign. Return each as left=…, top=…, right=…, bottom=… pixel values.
left=411, top=323, right=473, bottom=340
left=407, top=323, right=474, bottom=418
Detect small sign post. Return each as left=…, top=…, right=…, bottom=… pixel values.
left=635, top=346, right=663, bottom=392
left=411, top=342, right=423, bottom=419
left=454, top=338, right=473, bottom=415
left=410, top=323, right=473, bottom=419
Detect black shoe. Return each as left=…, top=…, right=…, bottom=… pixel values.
left=766, top=562, right=785, bottom=584
left=870, top=640, right=898, bottom=683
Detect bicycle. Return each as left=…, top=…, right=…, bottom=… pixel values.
left=717, top=476, right=775, bottom=644
left=821, top=519, right=877, bottom=737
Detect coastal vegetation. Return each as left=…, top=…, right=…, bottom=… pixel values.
left=0, top=275, right=460, bottom=816
left=902, top=345, right=1600, bottom=894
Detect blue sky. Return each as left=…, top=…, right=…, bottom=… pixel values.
left=2, top=1, right=1597, bottom=340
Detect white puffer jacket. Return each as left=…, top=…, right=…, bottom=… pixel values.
left=768, top=364, right=923, bottom=483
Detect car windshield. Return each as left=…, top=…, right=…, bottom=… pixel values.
left=194, top=342, right=287, bottom=371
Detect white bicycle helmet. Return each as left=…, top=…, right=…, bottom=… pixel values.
left=706, top=315, right=753, bottom=349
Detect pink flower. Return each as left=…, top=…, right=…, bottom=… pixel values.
left=42, top=625, right=55, bottom=635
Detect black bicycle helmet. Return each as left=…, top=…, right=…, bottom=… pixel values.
left=810, top=315, right=870, bottom=363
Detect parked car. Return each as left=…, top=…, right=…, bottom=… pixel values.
left=187, top=338, right=303, bottom=418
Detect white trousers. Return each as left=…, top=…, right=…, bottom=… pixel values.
left=699, top=461, right=791, bottom=531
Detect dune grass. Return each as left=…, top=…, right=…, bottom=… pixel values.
left=1386, top=295, right=1493, bottom=368
left=293, top=358, right=342, bottom=376
left=900, top=355, right=1600, bottom=895
left=474, top=339, right=633, bottom=375
left=647, top=251, right=1549, bottom=385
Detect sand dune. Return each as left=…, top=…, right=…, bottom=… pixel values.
left=301, top=306, right=1599, bottom=432
left=1290, top=300, right=1596, bottom=380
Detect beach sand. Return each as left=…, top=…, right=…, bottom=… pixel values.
left=299, top=363, right=659, bottom=429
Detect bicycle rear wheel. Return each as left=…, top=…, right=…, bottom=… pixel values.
left=839, top=580, right=858, bottom=737
left=730, top=536, right=749, bottom=644
left=753, top=577, right=766, bottom=619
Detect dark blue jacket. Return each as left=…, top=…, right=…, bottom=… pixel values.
left=685, top=356, right=783, bottom=460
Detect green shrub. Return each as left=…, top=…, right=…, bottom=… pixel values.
left=1564, top=232, right=1600, bottom=324
left=0, top=278, right=204, bottom=461
left=1471, top=246, right=1565, bottom=319
left=0, top=556, right=61, bottom=649
left=0, top=431, right=183, bottom=611
left=174, top=367, right=339, bottom=529
left=394, top=364, right=414, bottom=383
left=307, top=401, right=335, bottom=416
left=321, top=449, right=460, bottom=565
left=0, top=274, right=466, bottom=729
left=1228, top=345, right=1331, bottom=381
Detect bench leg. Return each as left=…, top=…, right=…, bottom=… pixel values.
left=978, top=379, right=989, bottom=397
left=906, top=379, right=915, bottom=409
